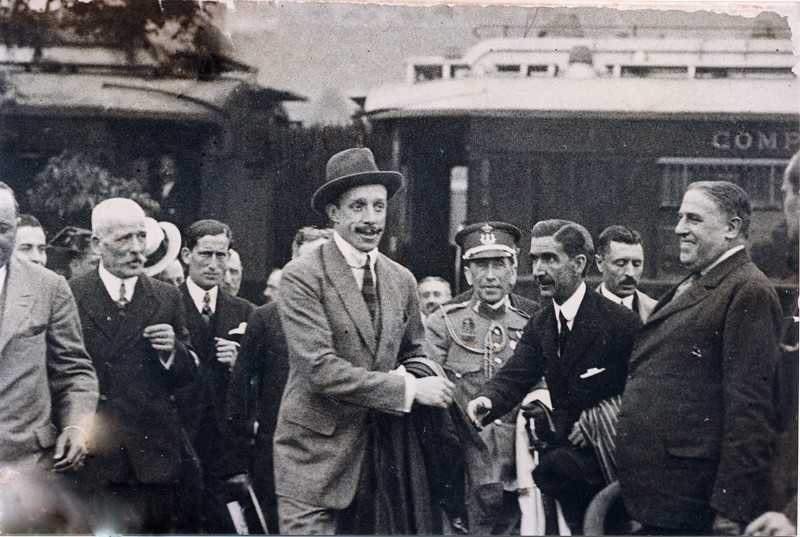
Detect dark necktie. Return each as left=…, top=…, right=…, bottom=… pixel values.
left=116, top=282, right=129, bottom=309
left=558, top=310, right=570, bottom=358
left=201, top=291, right=213, bottom=326
left=362, top=258, right=378, bottom=327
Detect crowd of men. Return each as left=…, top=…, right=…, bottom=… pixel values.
left=0, top=146, right=797, bottom=536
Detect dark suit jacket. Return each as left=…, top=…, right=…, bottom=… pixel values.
left=275, top=240, right=427, bottom=509
left=178, top=283, right=254, bottom=478
left=71, top=271, right=196, bottom=484
left=479, top=287, right=640, bottom=441
left=617, top=249, right=783, bottom=529
left=0, top=257, right=98, bottom=466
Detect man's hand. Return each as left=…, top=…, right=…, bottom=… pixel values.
left=713, top=513, right=743, bottom=536
left=745, top=512, right=796, bottom=536
left=143, top=324, right=175, bottom=353
left=568, top=422, right=587, bottom=447
left=413, top=377, right=454, bottom=409
left=215, top=337, right=239, bottom=369
left=52, top=427, right=87, bottom=472
left=466, top=396, right=492, bottom=430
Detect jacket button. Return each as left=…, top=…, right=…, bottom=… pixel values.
left=494, top=419, right=502, bottom=425
left=455, top=373, right=463, bottom=379
left=169, top=395, right=176, bottom=403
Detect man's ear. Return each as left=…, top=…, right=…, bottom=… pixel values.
left=326, top=203, right=339, bottom=224
left=595, top=254, right=604, bottom=274
left=572, top=253, right=588, bottom=275
left=463, top=266, right=473, bottom=287
left=180, top=246, right=191, bottom=265
left=90, top=235, right=102, bottom=255
left=725, top=217, right=743, bottom=240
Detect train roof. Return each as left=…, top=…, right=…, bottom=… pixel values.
left=364, top=76, right=799, bottom=121
left=2, top=72, right=305, bottom=123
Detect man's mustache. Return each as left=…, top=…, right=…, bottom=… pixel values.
left=620, top=276, right=638, bottom=286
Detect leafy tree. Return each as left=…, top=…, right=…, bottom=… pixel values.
left=27, top=150, right=160, bottom=230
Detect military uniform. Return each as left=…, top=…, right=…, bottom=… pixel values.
left=426, top=221, right=536, bottom=534
left=426, top=296, right=530, bottom=490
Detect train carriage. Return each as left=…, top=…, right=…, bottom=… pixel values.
left=360, top=36, right=799, bottom=304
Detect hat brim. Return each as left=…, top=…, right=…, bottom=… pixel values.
left=464, top=249, right=516, bottom=261
left=311, top=171, right=404, bottom=215
left=144, top=221, right=182, bottom=277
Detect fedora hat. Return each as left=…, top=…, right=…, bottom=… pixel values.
left=143, top=218, right=182, bottom=277
left=311, top=147, right=404, bottom=215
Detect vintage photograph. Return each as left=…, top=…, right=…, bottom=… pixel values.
left=0, top=0, right=796, bottom=534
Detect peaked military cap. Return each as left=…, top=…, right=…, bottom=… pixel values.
left=456, top=221, right=522, bottom=261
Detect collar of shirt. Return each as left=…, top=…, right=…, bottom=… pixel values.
left=186, top=276, right=218, bottom=313
left=553, top=280, right=587, bottom=333
left=599, top=283, right=635, bottom=310
left=473, top=294, right=510, bottom=312
left=98, top=263, right=138, bottom=303
left=0, top=263, right=8, bottom=298
left=333, top=231, right=377, bottom=290
left=699, top=244, right=745, bottom=277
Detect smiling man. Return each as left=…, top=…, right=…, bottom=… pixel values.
left=274, top=147, right=454, bottom=534
left=617, top=181, right=784, bottom=535
left=425, top=221, right=531, bottom=533
left=467, top=219, right=640, bottom=534
left=595, top=225, right=658, bottom=322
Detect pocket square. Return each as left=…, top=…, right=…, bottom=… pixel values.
left=579, top=367, right=606, bottom=379
left=228, top=322, right=247, bottom=337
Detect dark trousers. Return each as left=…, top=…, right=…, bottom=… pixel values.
left=533, top=445, right=605, bottom=535
left=90, top=482, right=177, bottom=533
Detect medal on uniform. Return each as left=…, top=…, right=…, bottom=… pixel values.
left=460, top=317, right=476, bottom=341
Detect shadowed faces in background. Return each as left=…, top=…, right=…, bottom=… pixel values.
left=0, top=190, right=17, bottom=269
left=596, top=241, right=643, bottom=298
left=326, top=184, right=387, bottom=253
left=156, top=259, right=185, bottom=287
left=418, top=277, right=452, bottom=315
left=15, top=215, right=47, bottom=266
left=222, top=248, right=242, bottom=296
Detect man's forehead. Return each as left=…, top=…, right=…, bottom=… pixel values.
left=194, top=234, right=230, bottom=250
left=530, top=235, right=564, bottom=254
left=17, top=226, right=46, bottom=241
left=340, top=184, right=388, bottom=202
left=605, top=241, right=644, bottom=259
left=680, top=189, right=723, bottom=216
left=420, top=280, right=448, bottom=291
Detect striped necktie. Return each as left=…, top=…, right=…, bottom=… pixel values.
left=116, top=282, right=129, bottom=309
left=362, top=257, right=378, bottom=327
left=201, top=291, right=213, bottom=326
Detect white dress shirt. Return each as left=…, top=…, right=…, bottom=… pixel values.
left=332, top=231, right=377, bottom=290
left=332, top=230, right=415, bottom=412
left=0, top=264, right=8, bottom=299
left=553, top=281, right=587, bottom=334
left=186, top=276, right=218, bottom=314
left=599, top=283, right=634, bottom=310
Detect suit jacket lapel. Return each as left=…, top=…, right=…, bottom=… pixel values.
left=75, top=271, right=117, bottom=343
left=375, top=255, right=400, bottom=367
left=0, top=258, right=35, bottom=354
left=113, top=276, right=160, bottom=352
left=648, top=249, right=749, bottom=324
left=322, top=241, right=377, bottom=355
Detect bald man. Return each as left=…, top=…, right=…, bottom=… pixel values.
left=70, top=198, right=197, bottom=533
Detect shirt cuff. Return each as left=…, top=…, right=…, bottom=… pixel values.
left=392, top=365, right=416, bottom=413
left=160, top=351, right=176, bottom=370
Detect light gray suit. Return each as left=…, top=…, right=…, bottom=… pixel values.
left=0, top=257, right=98, bottom=467
left=274, top=240, right=426, bottom=510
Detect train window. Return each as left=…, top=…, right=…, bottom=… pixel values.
left=621, top=65, right=688, bottom=79
left=658, top=157, right=787, bottom=209
left=414, top=64, right=443, bottom=82
left=495, top=64, right=521, bottom=76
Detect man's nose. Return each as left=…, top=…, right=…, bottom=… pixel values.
left=675, top=217, right=688, bottom=235
left=624, top=264, right=637, bottom=277
left=131, top=236, right=146, bottom=253
left=532, top=259, right=543, bottom=275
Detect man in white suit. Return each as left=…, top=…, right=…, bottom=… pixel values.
left=595, top=225, right=658, bottom=323
left=0, top=182, right=98, bottom=471
left=274, top=147, right=454, bottom=534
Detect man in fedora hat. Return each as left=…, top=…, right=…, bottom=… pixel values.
left=274, top=147, right=455, bottom=534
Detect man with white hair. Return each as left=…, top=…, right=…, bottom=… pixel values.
left=70, top=198, right=197, bottom=533
left=155, top=259, right=185, bottom=287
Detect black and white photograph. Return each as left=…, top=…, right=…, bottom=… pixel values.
left=0, top=0, right=797, bottom=534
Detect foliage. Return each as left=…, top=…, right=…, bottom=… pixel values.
left=27, top=151, right=160, bottom=229
left=0, top=0, right=229, bottom=77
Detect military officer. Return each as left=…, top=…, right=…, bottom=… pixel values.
left=425, top=221, right=531, bottom=534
